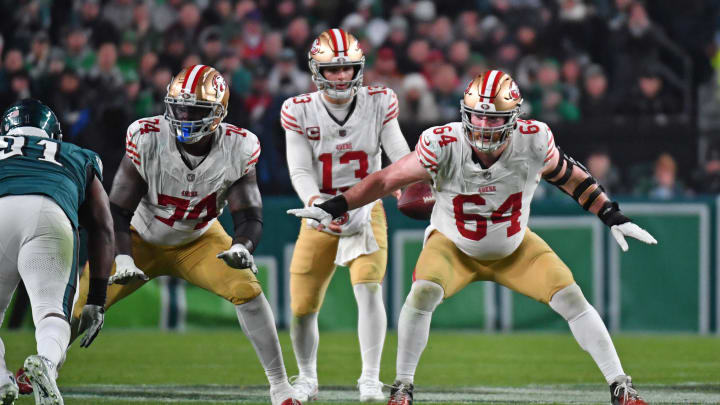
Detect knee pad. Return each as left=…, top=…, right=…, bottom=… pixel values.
left=406, top=280, right=444, bottom=312
left=549, top=283, right=592, bottom=322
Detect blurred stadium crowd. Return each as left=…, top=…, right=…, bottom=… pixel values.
left=1, top=0, right=719, bottom=198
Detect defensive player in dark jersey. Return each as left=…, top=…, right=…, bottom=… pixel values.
left=0, top=99, right=114, bottom=405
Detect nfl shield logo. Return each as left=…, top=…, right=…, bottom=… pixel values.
left=339, top=129, right=347, bottom=137
left=483, top=171, right=492, bottom=180
left=187, top=173, right=195, bottom=182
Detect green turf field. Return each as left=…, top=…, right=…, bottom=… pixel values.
left=3, top=330, right=719, bottom=404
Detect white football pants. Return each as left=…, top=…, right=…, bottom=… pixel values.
left=0, top=195, right=78, bottom=329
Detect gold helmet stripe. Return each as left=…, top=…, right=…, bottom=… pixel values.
left=480, top=70, right=503, bottom=102
left=329, top=28, right=348, bottom=57
left=183, top=64, right=209, bottom=93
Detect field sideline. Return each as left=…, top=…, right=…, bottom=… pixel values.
left=3, top=330, right=718, bottom=404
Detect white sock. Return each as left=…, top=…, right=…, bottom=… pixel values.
left=550, top=283, right=624, bottom=384
left=236, top=294, right=288, bottom=387
left=396, top=280, right=443, bottom=384
left=353, top=283, right=386, bottom=381
left=0, top=337, right=8, bottom=377
left=290, top=312, right=319, bottom=380
left=35, top=316, right=69, bottom=367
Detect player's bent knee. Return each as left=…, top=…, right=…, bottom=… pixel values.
left=291, top=297, right=323, bottom=317
left=226, top=280, right=263, bottom=305
left=406, top=280, right=444, bottom=312
left=549, top=283, right=592, bottom=322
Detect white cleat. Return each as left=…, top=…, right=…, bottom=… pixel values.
left=357, top=377, right=385, bottom=402
left=0, top=374, right=18, bottom=405
left=289, top=375, right=318, bottom=402
left=270, top=383, right=303, bottom=405
left=23, top=355, right=62, bottom=405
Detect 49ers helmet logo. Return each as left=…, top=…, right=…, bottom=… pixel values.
left=212, top=74, right=226, bottom=94
left=310, top=39, right=321, bottom=55
left=509, top=80, right=521, bottom=100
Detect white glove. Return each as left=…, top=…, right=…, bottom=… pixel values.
left=287, top=206, right=333, bottom=228
left=216, top=243, right=258, bottom=273
left=611, top=222, right=658, bottom=252
left=108, top=254, right=149, bottom=285
left=78, top=304, right=104, bottom=348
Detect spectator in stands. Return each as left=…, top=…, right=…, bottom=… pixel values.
left=159, top=34, right=187, bottom=74
left=608, top=1, right=668, bottom=95
left=0, top=71, right=32, bottom=108
left=635, top=153, right=687, bottom=199
left=384, top=16, right=410, bottom=72
left=406, top=39, right=431, bottom=74
left=447, top=40, right=471, bottom=74
left=369, top=48, right=403, bottom=91
left=398, top=73, right=439, bottom=141
left=25, top=32, right=53, bottom=80
left=138, top=51, right=158, bottom=89
left=199, top=28, right=223, bottom=68
left=50, top=67, right=90, bottom=141
left=580, top=63, right=616, bottom=120
left=527, top=59, right=580, bottom=122
left=117, top=31, right=139, bottom=80
left=167, top=2, right=204, bottom=54
left=102, top=0, right=135, bottom=32
left=132, top=2, right=161, bottom=53
left=64, top=26, right=96, bottom=74
left=586, top=149, right=623, bottom=196
left=87, top=42, right=124, bottom=98
left=622, top=63, right=678, bottom=120
left=285, top=17, right=311, bottom=71
left=690, top=148, right=720, bottom=195
left=432, top=63, right=461, bottom=122
left=0, top=49, right=25, bottom=94
left=560, top=55, right=584, bottom=106
left=267, top=48, right=310, bottom=98
left=78, top=0, right=118, bottom=47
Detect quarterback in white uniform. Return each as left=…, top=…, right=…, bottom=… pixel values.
left=70, top=65, right=300, bottom=405
left=290, top=70, right=657, bottom=405
left=283, top=28, right=410, bottom=402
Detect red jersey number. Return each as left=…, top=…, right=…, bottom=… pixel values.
left=318, top=151, right=369, bottom=194
left=155, top=192, right=218, bottom=230
left=452, top=192, right=523, bottom=241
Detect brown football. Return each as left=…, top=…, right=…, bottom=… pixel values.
left=398, top=181, right=435, bottom=220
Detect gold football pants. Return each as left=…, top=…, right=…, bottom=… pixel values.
left=72, top=221, right=262, bottom=319
left=415, top=229, right=574, bottom=304
left=289, top=201, right=388, bottom=316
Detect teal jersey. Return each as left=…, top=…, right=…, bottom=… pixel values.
left=0, top=135, right=103, bottom=228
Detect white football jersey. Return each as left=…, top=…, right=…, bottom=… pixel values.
left=415, top=119, right=555, bottom=260
left=281, top=86, right=399, bottom=197
left=125, top=116, right=260, bottom=246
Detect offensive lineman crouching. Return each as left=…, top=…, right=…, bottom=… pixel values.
left=64, top=65, right=300, bottom=405
left=290, top=70, right=656, bottom=405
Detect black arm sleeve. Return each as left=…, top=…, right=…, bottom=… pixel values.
left=232, top=207, right=263, bottom=253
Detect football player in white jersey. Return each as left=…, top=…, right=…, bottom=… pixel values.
left=282, top=28, right=410, bottom=402
left=68, top=65, right=300, bottom=405
left=290, top=70, right=657, bottom=405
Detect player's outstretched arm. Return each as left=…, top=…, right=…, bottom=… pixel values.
left=217, top=167, right=262, bottom=273
left=107, top=156, right=150, bottom=285
left=542, top=148, right=657, bottom=251
left=288, top=153, right=430, bottom=225
left=77, top=175, right=114, bottom=347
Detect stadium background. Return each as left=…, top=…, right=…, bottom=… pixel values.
left=2, top=0, right=720, bottom=404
